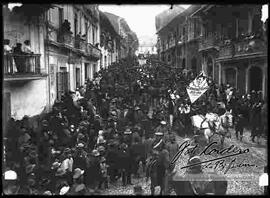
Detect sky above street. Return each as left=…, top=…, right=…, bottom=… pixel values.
left=99, top=4, right=191, bottom=43
left=99, top=4, right=268, bottom=44
left=7, top=4, right=268, bottom=44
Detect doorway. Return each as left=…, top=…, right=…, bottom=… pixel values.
left=249, top=66, right=262, bottom=92
left=76, top=68, right=80, bottom=88
left=191, top=57, right=197, bottom=76
left=225, top=68, right=236, bottom=88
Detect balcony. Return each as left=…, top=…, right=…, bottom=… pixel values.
left=75, top=38, right=87, bottom=52
left=4, top=54, right=46, bottom=81
left=86, top=43, right=101, bottom=60
left=58, top=33, right=75, bottom=48
left=233, top=38, right=266, bottom=57
left=218, top=43, right=234, bottom=59
left=198, top=34, right=220, bottom=51
left=218, top=38, right=266, bottom=60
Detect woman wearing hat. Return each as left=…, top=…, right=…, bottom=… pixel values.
left=84, top=150, right=101, bottom=192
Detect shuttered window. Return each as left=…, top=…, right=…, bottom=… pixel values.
left=57, top=70, right=69, bottom=100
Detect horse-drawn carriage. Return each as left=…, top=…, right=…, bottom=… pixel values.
left=190, top=110, right=234, bottom=146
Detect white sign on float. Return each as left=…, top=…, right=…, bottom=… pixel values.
left=186, top=71, right=209, bottom=103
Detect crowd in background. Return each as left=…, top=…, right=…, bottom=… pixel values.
left=3, top=56, right=267, bottom=195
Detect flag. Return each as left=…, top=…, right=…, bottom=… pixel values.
left=186, top=71, right=209, bottom=103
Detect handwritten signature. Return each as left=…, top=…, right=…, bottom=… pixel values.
left=171, top=140, right=257, bottom=174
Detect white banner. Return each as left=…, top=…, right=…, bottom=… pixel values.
left=186, top=71, right=209, bottom=103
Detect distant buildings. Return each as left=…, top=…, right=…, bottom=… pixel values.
left=156, top=4, right=267, bottom=98
left=100, top=11, right=139, bottom=68
left=137, top=35, right=157, bottom=55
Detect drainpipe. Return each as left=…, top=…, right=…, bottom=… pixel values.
left=44, top=11, right=51, bottom=110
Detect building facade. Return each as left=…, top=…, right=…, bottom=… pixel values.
left=156, top=5, right=203, bottom=76
left=156, top=4, right=267, bottom=98
left=3, top=4, right=50, bottom=125
left=100, top=11, right=138, bottom=67
left=45, top=4, right=101, bottom=105
left=193, top=5, right=267, bottom=98
left=100, top=11, right=120, bottom=68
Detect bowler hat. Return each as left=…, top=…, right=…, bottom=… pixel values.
left=43, top=191, right=52, bottom=195
left=100, top=157, right=106, bottom=163
left=124, top=128, right=132, bottom=135
left=73, top=168, right=85, bottom=179
left=64, top=148, right=71, bottom=154
left=4, top=170, right=17, bottom=180
left=77, top=143, right=84, bottom=148
left=55, top=168, right=66, bottom=177
left=91, top=149, right=100, bottom=157
left=155, top=131, right=163, bottom=136
left=160, top=121, right=166, bottom=125
left=97, top=146, right=105, bottom=152
left=59, top=185, right=70, bottom=195
left=187, top=156, right=202, bottom=173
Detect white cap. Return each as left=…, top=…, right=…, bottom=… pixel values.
left=161, top=121, right=166, bottom=125
left=43, top=191, right=52, bottom=195
left=259, top=173, right=268, bottom=187
left=4, top=170, right=17, bottom=180
left=98, top=130, right=103, bottom=135
left=59, top=186, right=70, bottom=195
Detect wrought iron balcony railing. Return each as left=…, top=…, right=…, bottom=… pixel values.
left=218, top=37, right=266, bottom=59
left=4, top=53, right=41, bottom=76
left=86, top=43, right=101, bottom=60
left=234, top=38, right=266, bottom=57
left=75, top=38, right=87, bottom=52
left=198, top=34, right=220, bottom=51
left=58, top=32, right=75, bottom=47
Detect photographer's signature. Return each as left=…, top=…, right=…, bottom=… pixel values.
left=171, top=140, right=257, bottom=174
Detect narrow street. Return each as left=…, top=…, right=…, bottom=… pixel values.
left=3, top=4, right=268, bottom=196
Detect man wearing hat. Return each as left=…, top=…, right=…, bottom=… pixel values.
left=85, top=150, right=101, bottom=192
left=73, top=143, right=87, bottom=171
left=59, top=148, right=74, bottom=185
left=155, top=120, right=170, bottom=137
left=146, top=136, right=170, bottom=195
left=184, top=155, right=227, bottom=195
left=3, top=170, right=20, bottom=194
left=123, top=128, right=133, bottom=146
left=99, top=157, right=109, bottom=189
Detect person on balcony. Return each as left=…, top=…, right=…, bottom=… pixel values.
left=13, top=43, right=25, bottom=73
left=23, top=40, right=34, bottom=73
left=4, top=39, right=14, bottom=74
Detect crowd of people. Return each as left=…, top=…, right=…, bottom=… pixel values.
left=3, top=56, right=267, bottom=195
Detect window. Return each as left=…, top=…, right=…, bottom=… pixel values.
left=191, top=57, right=197, bottom=76
left=76, top=68, right=80, bottom=88
left=57, top=67, right=69, bottom=100
left=58, top=8, right=63, bottom=27
left=167, top=54, right=171, bottom=62
left=207, top=57, right=213, bottom=78
left=85, top=21, right=88, bottom=40
left=182, top=58, right=186, bottom=68
left=85, top=63, right=89, bottom=80
left=74, top=13, right=78, bottom=36
left=92, top=25, right=96, bottom=44
left=93, top=64, right=97, bottom=78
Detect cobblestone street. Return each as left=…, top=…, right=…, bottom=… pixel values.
left=102, top=129, right=267, bottom=195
